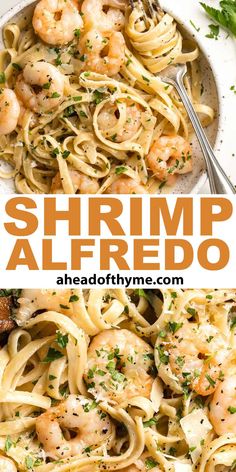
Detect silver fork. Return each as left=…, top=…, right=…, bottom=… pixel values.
left=129, top=0, right=236, bottom=194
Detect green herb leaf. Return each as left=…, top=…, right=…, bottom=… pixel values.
left=12, top=63, right=22, bottom=71
left=56, top=331, right=69, bottom=349
left=115, top=166, right=127, bottom=175
left=25, top=456, right=34, bottom=470
left=74, top=28, right=81, bottom=38
left=0, top=72, right=6, bottom=84
left=143, top=417, right=158, bottom=427
left=42, top=82, right=51, bottom=90
left=62, top=150, right=70, bottom=159
left=156, top=345, right=169, bottom=365
left=69, top=294, right=79, bottom=302
left=145, top=457, right=158, bottom=469
left=42, top=347, right=64, bottom=363
left=228, top=406, right=236, bottom=414
left=200, top=1, right=236, bottom=37
left=5, top=436, right=13, bottom=452
left=206, top=24, right=220, bottom=39
left=168, top=321, right=183, bottom=334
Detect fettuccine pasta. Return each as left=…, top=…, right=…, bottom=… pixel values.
left=0, top=288, right=235, bottom=471
left=0, top=0, right=214, bottom=194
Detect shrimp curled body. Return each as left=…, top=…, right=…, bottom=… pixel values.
left=209, top=375, right=236, bottom=435
left=32, top=0, right=83, bottom=45
left=84, top=328, right=155, bottom=404
left=0, top=89, right=20, bottom=135
left=79, top=30, right=125, bottom=77
left=106, top=177, right=147, bottom=194
left=15, top=62, right=64, bottom=113
left=0, top=457, right=17, bottom=472
left=81, top=0, right=125, bottom=33
left=147, top=135, right=192, bottom=182
left=36, top=395, right=114, bottom=459
left=156, top=322, right=228, bottom=396
left=51, top=170, right=99, bottom=194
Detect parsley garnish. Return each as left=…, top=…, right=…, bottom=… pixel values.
left=56, top=331, right=68, bottom=349
left=115, top=166, right=127, bottom=175
left=42, top=348, right=64, bottom=363
left=69, top=294, right=79, bottom=302
left=5, top=436, right=13, bottom=452
left=200, top=1, right=236, bottom=36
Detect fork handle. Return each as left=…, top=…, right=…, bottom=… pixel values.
left=170, top=71, right=236, bottom=194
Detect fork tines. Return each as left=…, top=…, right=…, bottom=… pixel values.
left=129, top=0, right=161, bottom=23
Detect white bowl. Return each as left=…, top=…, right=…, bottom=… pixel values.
left=0, top=0, right=235, bottom=194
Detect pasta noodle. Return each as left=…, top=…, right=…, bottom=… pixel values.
left=0, top=0, right=214, bottom=194
left=0, top=288, right=235, bottom=471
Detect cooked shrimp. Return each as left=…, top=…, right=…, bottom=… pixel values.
left=0, top=457, right=17, bottom=472
left=106, top=177, right=147, bottom=194
left=36, top=395, right=114, bottom=459
left=84, top=329, right=154, bottom=404
left=157, top=322, right=228, bottom=396
left=81, top=0, right=125, bottom=33
left=98, top=100, right=141, bottom=142
left=0, top=88, right=20, bottom=135
left=147, top=135, right=192, bottom=182
left=17, top=289, right=76, bottom=323
left=32, top=0, right=83, bottom=46
left=15, top=61, right=64, bottom=113
left=51, top=170, right=99, bottom=193
left=79, top=30, right=125, bottom=77
left=209, top=375, right=236, bottom=435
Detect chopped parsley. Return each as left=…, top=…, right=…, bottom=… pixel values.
left=156, top=345, right=169, bottom=365
left=12, top=63, right=22, bottom=71
left=168, top=321, right=183, bottom=334
left=206, top=24, right=220, bottom=39
left=143, top=417, right=158, bottom=427
left=56, top=331, right=69, bottom=349
left=62, top=150, right=70, bottom=159
left=69, top=294, right=79, bottom=302
left=42, top=347, right=64, bottom=363
left=115, top=166, right=127, bottom=175
left=190, top=20, right=200, bottom=31
left=74, top=28, right=81, bottom=38
left=145, top=457, right=158, bottom=469
left=0, top=72, right=6, bottom=84
left=5, top=436, right=13, bottom=452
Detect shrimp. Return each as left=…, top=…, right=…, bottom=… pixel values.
left=32, top=0, right=83, bottom=46
left=98, top=100, right=141, bottom=142
left=36, top=395, right=114, bottom=459
left=84, top=329, right=155, bottom=404
left=146, top=135, right=192, bottom=182
left=156, top=322, right=228, bottom=396
left=51, top=170, right=99, bottom=193
left=209, top=375, right=236, bottom=435
left=81, top=0, right=125, bottom=33
left=16, top=289, right=77, bottom=323
left=79, top=30, right=125, bottom=77
left=15, top=62, right=64, bottom=113
left=0, top=88, right=20, bottom=135
left=0, top=457, right=17, bottom=472
left=106, top=177, right=147, bottom=194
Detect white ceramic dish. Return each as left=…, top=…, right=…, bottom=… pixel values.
left=0, top=0, right=235, bottom=194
